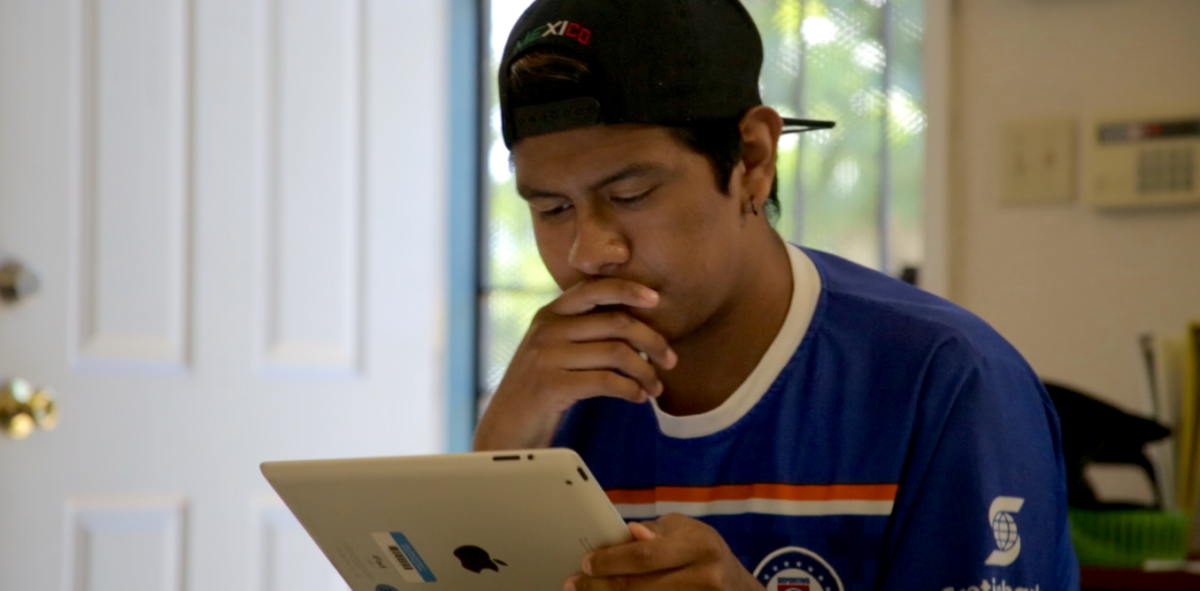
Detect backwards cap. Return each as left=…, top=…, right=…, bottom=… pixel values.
left=498, top=0, right=834, bottom=148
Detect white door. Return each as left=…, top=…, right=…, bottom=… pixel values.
left=0, top=1, right=448, bottom=590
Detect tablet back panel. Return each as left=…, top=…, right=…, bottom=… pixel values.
left=261, top=449, right=632, bottom=591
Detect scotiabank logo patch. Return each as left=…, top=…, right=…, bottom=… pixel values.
left=516, top=20, right=592, bottom=49
left=984, top=496, right=1024, bottom=566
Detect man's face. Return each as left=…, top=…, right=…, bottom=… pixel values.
left=511, top=124, right=753, bottom=341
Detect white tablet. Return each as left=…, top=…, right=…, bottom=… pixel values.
left=261, top=449, right=633, bottom=591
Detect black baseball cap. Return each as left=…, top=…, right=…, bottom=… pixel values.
left=498, top=0, right=835, bottom=149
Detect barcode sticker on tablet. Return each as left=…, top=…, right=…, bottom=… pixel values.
left=388, top=545, right=414, bottom=571
left=372, top=532, right=437, bottom=583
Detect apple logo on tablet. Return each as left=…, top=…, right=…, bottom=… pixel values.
left=454, top=545, right=507, bottom=573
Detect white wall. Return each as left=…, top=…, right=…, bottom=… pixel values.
left=950, top=0, right=1200, bottom=414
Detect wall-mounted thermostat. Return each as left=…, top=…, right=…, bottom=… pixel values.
left=1085, top=112, right=1200, bottom=209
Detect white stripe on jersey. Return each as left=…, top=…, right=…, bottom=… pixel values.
left=614, top=499, right=895, bottom=519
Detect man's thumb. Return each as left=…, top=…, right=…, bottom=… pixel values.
left=629, top=521, right=659, bottom=541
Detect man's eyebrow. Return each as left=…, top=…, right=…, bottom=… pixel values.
left=585, top=162, right=665, bottom=192
left=517, top=162, right=666, bottom=200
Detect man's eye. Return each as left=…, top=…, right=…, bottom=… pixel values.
left=535, top=202, right=572, bottom=218
left=612, top=191, right=651, bottom=205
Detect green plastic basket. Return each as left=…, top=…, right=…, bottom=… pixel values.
left=1068, top=508, right=1189, bottom=568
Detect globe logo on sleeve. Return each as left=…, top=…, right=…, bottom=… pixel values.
left=753, top=547, right=844, bottom=591
left=993, top=512, right=1017, bottom=551
left=984, top=496, right=1024, bottom=566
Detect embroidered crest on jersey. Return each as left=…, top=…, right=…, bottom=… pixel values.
left=753, top=546, right=844, bottom=591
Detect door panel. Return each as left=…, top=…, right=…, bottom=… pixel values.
left=265, top=0, right=362, bottom=374
left=76, top=0, right=190, bottom=370
left=252, top=497, right=347, bottom=591
left=0, top=1, right=448, bottom=590
left=64, top=496, right=187, bottom=591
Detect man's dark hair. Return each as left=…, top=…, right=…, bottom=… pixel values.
left=507, top=52, right=780, bottom=224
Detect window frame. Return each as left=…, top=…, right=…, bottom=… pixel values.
left=444, top=0, right=487, bottom=452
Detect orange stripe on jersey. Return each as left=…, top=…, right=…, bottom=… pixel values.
left=605, top=483, right=899, bottom=505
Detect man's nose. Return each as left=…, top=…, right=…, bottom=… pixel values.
left=568, top=212, right=629, bottom=276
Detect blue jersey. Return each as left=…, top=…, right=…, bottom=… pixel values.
left=552, top=246, right=1079, bottom=591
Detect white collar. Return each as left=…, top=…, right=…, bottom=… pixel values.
left=650, top=243, right=821, bottom=439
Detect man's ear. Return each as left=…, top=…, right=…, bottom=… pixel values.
left=735, top=106, right=783, bottom=213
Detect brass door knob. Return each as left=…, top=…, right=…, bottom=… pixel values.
left=0, top=259, right=41, bottom=303
left=1, top=379, right=59, bottom=440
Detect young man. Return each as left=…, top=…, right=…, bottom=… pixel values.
left=474, top=1, right=1080, bottom=590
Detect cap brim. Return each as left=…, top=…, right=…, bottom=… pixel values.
left=781, top=118, right=836, bottom=133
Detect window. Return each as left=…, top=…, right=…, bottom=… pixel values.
left=475, top=0, right=926, bottom=415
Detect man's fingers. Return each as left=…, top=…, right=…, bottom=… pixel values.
left=582, top=535, right=696, bottom=577
left=650, top=513, right=695, bottom=534
left=553, top=312, right=677, bottom=370
left=568, top=515, right=758, bottom=591
left=567, top=569, right=680, bottom=591
left=629, top=521, right=658, bottom=541
left=583, top=514, right=723, bottom=577
left=476, top=280, right=669, bottom=450
left=550, top=278, right=660, bottom=316
left=558, top=370, right=650, bottom=404
left=555, top=342, right=662, bottom=396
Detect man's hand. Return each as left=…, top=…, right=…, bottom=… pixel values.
left=566, top=514, right=764, bottom=591
left=473, top=278, right=678, bottom=451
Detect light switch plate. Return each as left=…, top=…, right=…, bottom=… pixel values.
left=1001, top=118, right=1077, bottom=206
